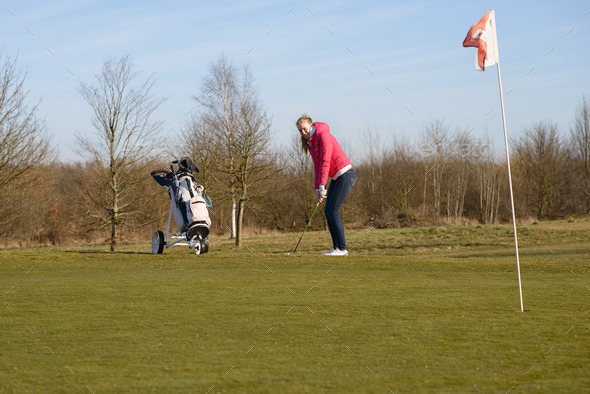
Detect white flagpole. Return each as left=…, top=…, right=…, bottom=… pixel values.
left=467, top=9, right=523, bottom=311
left=495, top=58, right=524, bottom=312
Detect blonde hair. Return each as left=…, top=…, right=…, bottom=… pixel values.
left=296, top=114, right=313, bottom=153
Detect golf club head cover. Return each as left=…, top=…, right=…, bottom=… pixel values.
left=178, top=157, right=199, bottom=174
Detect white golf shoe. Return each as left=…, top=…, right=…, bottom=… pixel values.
left=323, top=248, right=348, bottom=256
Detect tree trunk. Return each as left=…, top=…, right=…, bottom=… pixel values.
left=236, top=198, right=245, bottom=247
left=109, top=129, right=118, bottom=252
left=423, top=165, right=428, bottom=211
left=230, top=191, right=236, bottom=239
left=110, top=189, right=118, bottom=252
left=494, top=184, right=501, bottom=224
left=110, top=215, right=118, bottom=252
left=433, top=164, right=441, bottom=215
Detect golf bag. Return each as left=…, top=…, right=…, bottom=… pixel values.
left=151, top=157, right=212, bottom=254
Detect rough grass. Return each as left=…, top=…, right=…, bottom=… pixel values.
left=1, top=219, right=589, bottom=393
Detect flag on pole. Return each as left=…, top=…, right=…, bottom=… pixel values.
left=462, top=10, right=525, bottom=312
left=463, top=10, right=499, bottom=71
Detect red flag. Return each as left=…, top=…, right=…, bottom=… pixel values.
left=463, top=10, right=498, bottom=71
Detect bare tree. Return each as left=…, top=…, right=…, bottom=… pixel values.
left=233, top=68, right=275, bottom=246
left=445, top=130, right=474, bottom=220
left=570, top=96, right=590, bottom=212
left=195, top=55, right=240, bottom=238
left=357, top=132, right=419, bottom=227
left=76, top=56, right=165, bottom=251
left=473, top=140, right=501, bottom=223
left=191, top=56, right=276, bottom=246
left=512, top=121, right=566, bottom=218
left=390, top=137, right=418, bottom=211
left=359, top=128, right=388, bottom=219
left=0, top=52, right=53, bottom=229
left=422, top=119, right=450, bottom=216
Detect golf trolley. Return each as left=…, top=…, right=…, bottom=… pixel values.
left=151, top=157, right=212, bottom=255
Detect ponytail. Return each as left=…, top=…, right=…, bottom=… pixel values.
left=301, top=135, right=309, bottom=153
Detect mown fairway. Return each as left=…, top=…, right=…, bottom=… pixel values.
left=1, top=220, right=589, bottom=393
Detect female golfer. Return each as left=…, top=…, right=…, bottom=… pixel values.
left=296, top=114, right=356, bottom=256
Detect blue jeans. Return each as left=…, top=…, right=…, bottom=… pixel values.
left=325, top=169, right=356, bottom=250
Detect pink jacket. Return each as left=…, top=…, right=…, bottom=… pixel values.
left=308, top=122, right=352, bottom=189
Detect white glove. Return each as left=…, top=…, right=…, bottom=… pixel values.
left=316, top=184, right=327, bottom=201
left=319, top=184, right=327, bottom=199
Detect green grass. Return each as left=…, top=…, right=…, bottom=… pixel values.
left=1, top=220, right=590, bottom=393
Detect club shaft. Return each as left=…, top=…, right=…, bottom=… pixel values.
left=293, top=201, right=320, bottom=253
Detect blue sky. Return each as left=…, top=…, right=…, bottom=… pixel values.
left=2, top=0, right=589, bottom=162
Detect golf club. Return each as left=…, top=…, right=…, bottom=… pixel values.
left=289, top=200, right=321, bottom=254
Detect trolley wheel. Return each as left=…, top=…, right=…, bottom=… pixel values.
left=151, top=230, right=165, bottom=254
left=194, top=241, right=201, bottom=255
left=201, top=237, right=209, bottom=254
